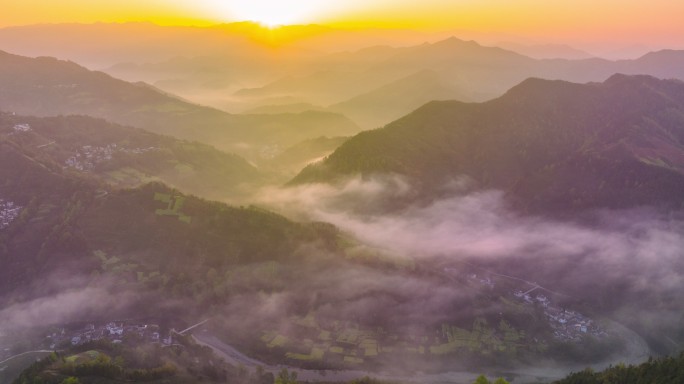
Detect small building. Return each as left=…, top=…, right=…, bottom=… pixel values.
left=13, top=124, right=31, bottom=132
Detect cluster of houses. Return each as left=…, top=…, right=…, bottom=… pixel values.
left=0, top=199, right=21, bottom=230
left=13, top=123, right=31, bottom=132
left=457, top=268, right=607, bottom=343
left=544, top=307, right=606, bottom=341
left=64, top=144, right=118, bottom=171
left=45, top=322, right=174, bottom=350
left=513, top=290, right=605, bottom=341
left=64, top=144, right=158, bottom=171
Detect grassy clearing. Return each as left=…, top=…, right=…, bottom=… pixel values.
left=153, top=193, right=191, bottom=223
left=65, top=350, right=103, bottom=364
left=106, top=167, right=155, bottom=186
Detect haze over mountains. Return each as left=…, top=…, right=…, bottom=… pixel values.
left=1, top=19, right=684, bottom=384
left=0, top=50, right=359, bottom=164
left=3, top=23, right=684, bottom=131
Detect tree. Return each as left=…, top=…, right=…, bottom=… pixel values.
left=275, top=368, right=298, bottom=384
left=493, top=378, right=510, bottom=384
left=60, top=377, right=80, bottom=384
left=473, top=375, right=490, bottom=384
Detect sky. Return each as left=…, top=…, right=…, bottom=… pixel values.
left=2, top=0, right=684, bottom=47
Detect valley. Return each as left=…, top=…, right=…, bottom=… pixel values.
left=1, top=6, right=684, bottom=384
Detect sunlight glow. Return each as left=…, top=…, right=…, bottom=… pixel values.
left=208, top=0, right=330, bottom=27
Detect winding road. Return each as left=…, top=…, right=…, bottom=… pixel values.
left=0, top=350, right=53, bottom=366
left=192, top=327, right=650, bottom=384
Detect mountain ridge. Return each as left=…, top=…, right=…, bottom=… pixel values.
left=0, top=50, right=360, bottom=161
left=292, top=74, right=684, bottom=213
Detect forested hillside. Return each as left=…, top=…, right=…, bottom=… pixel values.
left=293, top=75, right=684, bottom=213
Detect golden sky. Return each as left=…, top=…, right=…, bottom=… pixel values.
left=2, top=0, right=684, bottom=46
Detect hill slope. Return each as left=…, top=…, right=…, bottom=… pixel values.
left=0, top=139, right=337, bottom=301
left=0, top=113, right=262, bottom=200
left=553, top=352, right=684, bottom=384
left=293, top=75, right=684, bottom=213
left=0, top=50, right=360, bottom=161
left=329, top=70, right=469, bottom=128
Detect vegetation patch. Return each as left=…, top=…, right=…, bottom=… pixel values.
left=153, top=192, right=191, bottom=223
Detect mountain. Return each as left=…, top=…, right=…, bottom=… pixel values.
left=259, top=136, right=348, bottom=178
left=0, top=138, right=338, bottom=300
left=553, top=352, right=684, bottom=383
left=243, top=103, right=326, bottom=115
left=0, top=50, right=360, bottom=161
left=365, top=38, right=684, bottom=100
left=329, top=70, right=469, bottom=128
left=231, top=37, right=684, bottom=122
left=10, top=337, right=254, bottom=384
left=5, top=24, right=684, bottom=121
left=0, top=101, right=662, bottom=380
left=292, top=75, right=684, bottom=213
left=0, top=112, right=261, bottom=201
left=226, top=40, right=684, bottom=142
left=498, top=42, right=595, bottom=60
left=620, top=49, right=684, bottom=78
left=233, top=69, right=402, bottom=106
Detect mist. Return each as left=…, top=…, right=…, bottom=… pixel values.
left=256, top=175, right=684, bottom=355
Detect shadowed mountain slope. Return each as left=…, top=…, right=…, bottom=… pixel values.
left=293, top=75, right=684, bottom=213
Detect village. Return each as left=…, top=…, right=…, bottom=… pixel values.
left=12, top=123, right=31, bottom=133
left=64, top=144, right=159, bottom=171
left=255, top=269, right=610, bottom=368
left=43, top=321, right=175, bottom=351
left=464, top=272, right=607, bottom=342
left=0, top=198, right=21, bottom=230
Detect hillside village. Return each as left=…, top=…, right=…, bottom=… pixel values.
left=65, top=144, right=159, bottom=171
left=0, top=198, right=21, bottom=230
left=44, top=321, right=176, bottom=351
left=254, top=269, right=610, bottom=368
left=0, top=321, right=182, bottom=366
left=12, top=123, right=31, bottom=133
left=464, top=271, right=606, bottom=341
left=513, top=290, right=605, bottom=341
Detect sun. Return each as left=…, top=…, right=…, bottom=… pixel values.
left=207, top=0, right=330, bottom=27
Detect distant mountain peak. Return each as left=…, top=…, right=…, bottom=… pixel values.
left=637, top=49, right=684, bottom=60
left=604, top=72, right=659, bottom=85
left=432, top=36, right=481, bottom=48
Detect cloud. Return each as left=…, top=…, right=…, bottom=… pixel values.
left=258, top=176, right=684, bottom=326
left=0, top=284, right=135, bottom=329
left=262, top=176, right=683, bottom=266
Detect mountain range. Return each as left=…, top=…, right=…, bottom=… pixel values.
left=225, top=38, right=684, bottom=130
left=3, top=22, right=684, bottom=384
left=0, top=135, right=337, bottom=301
left=0, top=50, right=360, bottom=161
left=293, top=74, right=684, bottom=213
left=5, top=24, right=684, bottom=131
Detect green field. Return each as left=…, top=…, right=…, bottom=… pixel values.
left=259, top=311, right=537, bottom=367
left=153, top=193, right=192, bottom=223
